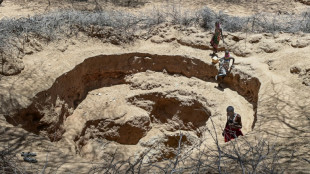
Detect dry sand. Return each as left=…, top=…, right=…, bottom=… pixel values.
left=0, top=0, right=310, bottom=173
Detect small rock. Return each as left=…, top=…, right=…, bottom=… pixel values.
left=273, top=33, right=280, bottom=39
left=229, top=32, right=246, bottom=42
left=291, top=39, right=309, bottom=48
left=249, top=34, right=262, bottom=43
left=151, top=36, right=165, bottom=44
left=70, top=40, right=76, bottom=45
left=263, top=33, right=273, bottom=38
left=290, top=66, right=301, bottom=74
left=260, top=41, right=279, bottom=53
left=57, top=44, right=68, bottom=52
left=98, top=93, right=102, bottom=96
left=24, top=48, right=34, bottom=55
left=302, top=79, right=310, bottom=86
left=232, top=44, right=252, bottom=57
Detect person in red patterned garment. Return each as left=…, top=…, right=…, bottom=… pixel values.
left=210, top=21, right=224, bottom=57
left=222, top=106, right=243, bottom=142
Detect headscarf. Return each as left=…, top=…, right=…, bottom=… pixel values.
left=227, top=106, right=234, bottom=112
left=225, top=50, right=230, bottom=58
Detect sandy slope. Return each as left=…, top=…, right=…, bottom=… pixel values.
left=0, top=0, right=44, bottom=19
left=1, top=32, right=309, bottom=172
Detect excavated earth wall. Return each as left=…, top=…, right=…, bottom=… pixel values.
left=3, top=52, right=260, bottom=157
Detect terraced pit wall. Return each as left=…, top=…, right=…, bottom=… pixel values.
left=4, top=52, right=261, bottom=141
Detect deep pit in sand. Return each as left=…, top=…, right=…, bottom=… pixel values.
left=4, top=53, right=260, bottom=159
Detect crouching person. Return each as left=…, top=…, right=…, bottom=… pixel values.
left=215, top=50, right=235, bottom=89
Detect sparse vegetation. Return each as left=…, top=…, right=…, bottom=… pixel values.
left=1, top=125, right=291, bottom=174
left=0, top=146, right=24, bottom=174
left=0, top=5, right=309, bottom=59
left=0, top=0, right=310, bottom=76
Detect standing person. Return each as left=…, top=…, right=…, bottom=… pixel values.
left=210, top=21, right=224, bottom=57
left=222, top=106, right=243, bottom=143
left=215, top=50, right=235, bottom=88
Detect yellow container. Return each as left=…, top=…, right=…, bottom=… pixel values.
left=212, top=56, right=219, bottom=64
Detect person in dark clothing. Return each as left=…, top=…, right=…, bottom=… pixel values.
left=222, top=106, right=243, bottom=142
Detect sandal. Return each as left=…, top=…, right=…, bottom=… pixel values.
left=21, top=152, right=37, bottom=157
left=23, top=157, right=37, bottom=163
